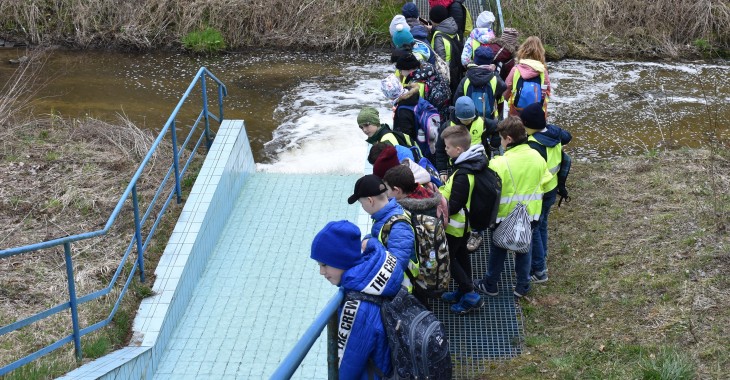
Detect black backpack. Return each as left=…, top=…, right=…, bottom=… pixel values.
left=346, top=287, right=452, bottom=379
left=458, top=167, right=502, bottom=230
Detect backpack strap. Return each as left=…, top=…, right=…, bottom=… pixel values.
left=527, top=140, right=548, bottom=161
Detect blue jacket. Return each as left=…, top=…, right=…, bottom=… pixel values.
left=338, top=240, right=404, bottom=379
left=528, top=124, right=572, bottom=160
left=370, top=198, right=415, bottom=273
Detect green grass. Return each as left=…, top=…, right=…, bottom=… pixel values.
left=45, top=151, right=60, bottom=161
left=182, top=27, right=226, bottom=55
left=640, top=348, right=696, bottom=380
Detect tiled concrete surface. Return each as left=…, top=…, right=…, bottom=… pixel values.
left=153, top=173, right=362, bottom=380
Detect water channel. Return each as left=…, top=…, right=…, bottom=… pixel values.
left=0, top=48, right=728, bottom=173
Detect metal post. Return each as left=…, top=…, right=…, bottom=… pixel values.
left=495, top=0, right=504, bottom=35
left=200, top=74, right=212, bottom=150
left=327, top=313, right=339, bottom=379
left=63, top=242, right=82, bottom=361
left=169, top=119, right=183, bottom=204
left=218, top=86, right=225, bottom=122
left=131, top=185, right=145, bottom=283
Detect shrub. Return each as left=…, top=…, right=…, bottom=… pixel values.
left=182, top=27, right=226, bottom=55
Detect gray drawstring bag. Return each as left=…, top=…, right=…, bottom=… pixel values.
left=493, top=201, right=532, bottom=253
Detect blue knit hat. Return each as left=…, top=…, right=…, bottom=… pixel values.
left=311, top=220, right=363, bottom=271
left=455, top=96, right=476, bottom=120
left=401, top=3, right=419, bottom=18
left=392, top=24, right=414, bottom=48
left=474, top=46, right=495, bottom=66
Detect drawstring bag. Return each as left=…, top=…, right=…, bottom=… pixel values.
left=492, top=157, right=536, bottom=253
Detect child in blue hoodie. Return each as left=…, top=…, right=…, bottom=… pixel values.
left=520, top=103, right=572, bottom=283
left=311, top=220, right=405, bottom=379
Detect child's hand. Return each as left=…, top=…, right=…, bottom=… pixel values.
left=361, top=238, right=369, bottom=252
left=440, top=174, right=448, bottom=183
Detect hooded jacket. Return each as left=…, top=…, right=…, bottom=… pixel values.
left=338, top=239, right=405, bottom=379
left=393, top=85, right=421, bottom=141
left=448, top=0, right=468, bottom=37
left=398, top=184, right=449, bottom=225
left=370, top=198, right=415, bottom=273
left=445, top=144, right=488, bottom=216
left=528, top=124, right=572, bottom=160
left=430, top=17, right=460, bottom=62
left=460, top=27, right=496, bottom=67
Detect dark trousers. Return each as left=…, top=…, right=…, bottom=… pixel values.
left=447, top=234, right=473, bottom=293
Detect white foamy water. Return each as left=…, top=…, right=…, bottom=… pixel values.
left=257, top=62, right=397, bottom=173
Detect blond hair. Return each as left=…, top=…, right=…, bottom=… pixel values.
left=441, top=125, right=471, bottom=151
left=517, top=36, right=546, bottom=65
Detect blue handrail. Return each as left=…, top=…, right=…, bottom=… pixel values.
left=0, top=67, right=227, bottom=376
left=271, top=290, right=344, bottom=380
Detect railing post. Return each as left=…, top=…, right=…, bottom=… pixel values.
left=131, top=185, right=145, bottom=282
left=63, top=242, right=82, bottom=362
left=218, top=85, right=225, bottom=122
left=327, top=313, right=339, bottom=380
left=170, top=119, right=183, bottom=204
left=200, top=74, right=212, bottom=150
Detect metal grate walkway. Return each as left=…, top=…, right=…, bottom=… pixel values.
left=413, top=0, right=503, bottom=32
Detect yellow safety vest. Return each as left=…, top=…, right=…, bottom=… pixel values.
left=431, top=31, right=458, bottom=63
left=438, top=170, right=475, bottom=237
left=528, top=135, right=562, bottom=191
left=488, top=144, right=552, bottom=222
left=450, top=117, right=485, bottom=146
left=463, top=77, right=498, bottom=119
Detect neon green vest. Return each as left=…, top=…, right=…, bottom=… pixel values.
left=450, top=117, right=485, bottom=146
left=528, top=135, right=562, bottom=191
left=438, top=170, right=475, bottom=237
left=463, top=77, right=498, bottom=119
left=431, top=31, right=457, bottom=63
left=488, top=144, right=551, bottom=222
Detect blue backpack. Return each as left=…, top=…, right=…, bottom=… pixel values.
left=399, top=98, right=441, bottom=160
left=513, top=71, right=544, bottom=110
left=464, top=77, right=496, bottom=119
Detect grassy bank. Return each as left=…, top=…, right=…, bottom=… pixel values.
left=0, top=0, right=727, bottom=58
left=485, top=147, right=730, bottom=379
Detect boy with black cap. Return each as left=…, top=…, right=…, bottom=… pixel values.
left=520, top=103, right=572, bottom=283
left=348, top=175, right=417, bottom=286
left=311, top=220, right=404, bottom=379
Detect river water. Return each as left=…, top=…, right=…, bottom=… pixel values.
left=0, top=49, right=728, bottom=173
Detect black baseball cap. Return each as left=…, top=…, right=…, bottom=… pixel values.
left=347, top=175, right=387, bottom=204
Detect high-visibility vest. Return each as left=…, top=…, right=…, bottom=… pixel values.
left=450, top=117, right=485, bottom=146
left=439, top=170, right=475, bottom=237
left=528, top=135, right=562, bottom=191
left=488, top=144, right=552, bottom=222
left=431, top=31, right=458, bottom=63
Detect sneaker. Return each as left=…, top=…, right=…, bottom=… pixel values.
left=474, top=280, right=498, bottom=296
left=466, top=231, right=483, bottom=251
left=450, top=292, right=484, bottom=314
left=441, top=291, right=463, bottom=304
left=530, top=270, right=549, bottom=283
left=513, top=288, right=529, bottom=298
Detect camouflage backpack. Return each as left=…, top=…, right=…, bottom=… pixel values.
left=380, top=211, right=451, bottom=297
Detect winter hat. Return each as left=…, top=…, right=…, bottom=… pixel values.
left=392, top=24, right=415, bottom=48
left=381, top=74, right=408, bottom=102
left=428, top=0, right=453, bottom=9
left=310, top=220, right=364, bottom=271
left=389, top=15, right=410, bottom=37
left=401, top=2, right=419, bottom=18
left=348, top=174, right=388, bottom=204
left=372, top=145, right=401, bottom=179
left=455, top=96, right=477, bottom=120
left=395, top=52, right=420, bottom=71
left=501, top=28, right=519, bottom=49
left=474, top=46, right=495, bottom=65
left=520, top=102, right=547, bottom=131
left=476, top=11, right=495, bottom=29
left=429, top=5, right=449, bottom=24
left=357, top=106, right=380, bottom=127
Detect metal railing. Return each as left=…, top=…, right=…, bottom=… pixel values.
left=0, top=67, right=227, bottom=376
left=270, top=290, right=343, bottom=380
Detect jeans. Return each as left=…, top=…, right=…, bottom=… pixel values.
left=531, top=188, right=557, bottom=273
left=446, top=234, right=473, bottom=293
left=484, top=232, right=532, bottom=295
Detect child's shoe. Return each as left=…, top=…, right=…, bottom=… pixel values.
left=466, top=231, right=483, bottom=251
left=441, top=291, right=463, bottom=304
left=475, top=280, right=498, bottom=296
left=530, top=270, right=549, bottom=283
left=450, top=291, right=484, bottom=314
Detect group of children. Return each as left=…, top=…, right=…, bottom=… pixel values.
left=308, top=1, right=572, bottom=378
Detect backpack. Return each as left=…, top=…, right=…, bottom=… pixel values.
left=493, top=202, right=532, bottom=253
left=411, top=63, right=451, bottom=120
left=380, top=211, right=451, bottom=296
left=418, top=156, right=443, bottom=187
left=464, top=77, right=496, bottom=119
left=398, top=98, right=441, bottom=158
left=457, top=167, right=501, bottom=231
left=391, top=130, right=424, bottom=162
left=345, top=287, right=453, bottom=379
left=432, top=53, right=451, bottom=85
left=512, top=68, right=545, bottom=111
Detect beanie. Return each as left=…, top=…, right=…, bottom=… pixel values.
left=455, top=96, right=476, bottom=120
left=392, top=25, right=415, bottom=48
left=395, top=52, right=420, bottom=71
left=310, top=220, right=363, bottom=271
left=476, top=11, right=495, bottom=29
left=501, top=28, right=519, bottom=50
left=401, top=2, right=419, bottom=19
left=389, top=15, right=410, bottom=37
left=372, top=145, right=401, bottom=179
left=520, top=102, right=547, bottom=131
left=474, top=46, right=495, bottom=66
left=380, top=74, right=408, bottom=101
left=357, top=107, right=380, bottom=127
left=429, top=5, right=449, bottom=24
left=428, top=0, right=453, bottom=7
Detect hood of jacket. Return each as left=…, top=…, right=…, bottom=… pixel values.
left=469, top=27, right=495, bottom=45
left=396, top=84, right=420, bottom=106
left=433, top=17, right=458, bottom=36
left=515, top=59, right=545, bottom=79
left=465, top=66, right=497, bottom=86
left=531, top=124, right=572, bottom=148
left=398, top=186, right=442, bottom=213
left=454, top=144, right=487, bottom=170
left=340, top=239, right=403, bottom=297
left=411, top=25, right=430, bottom=41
